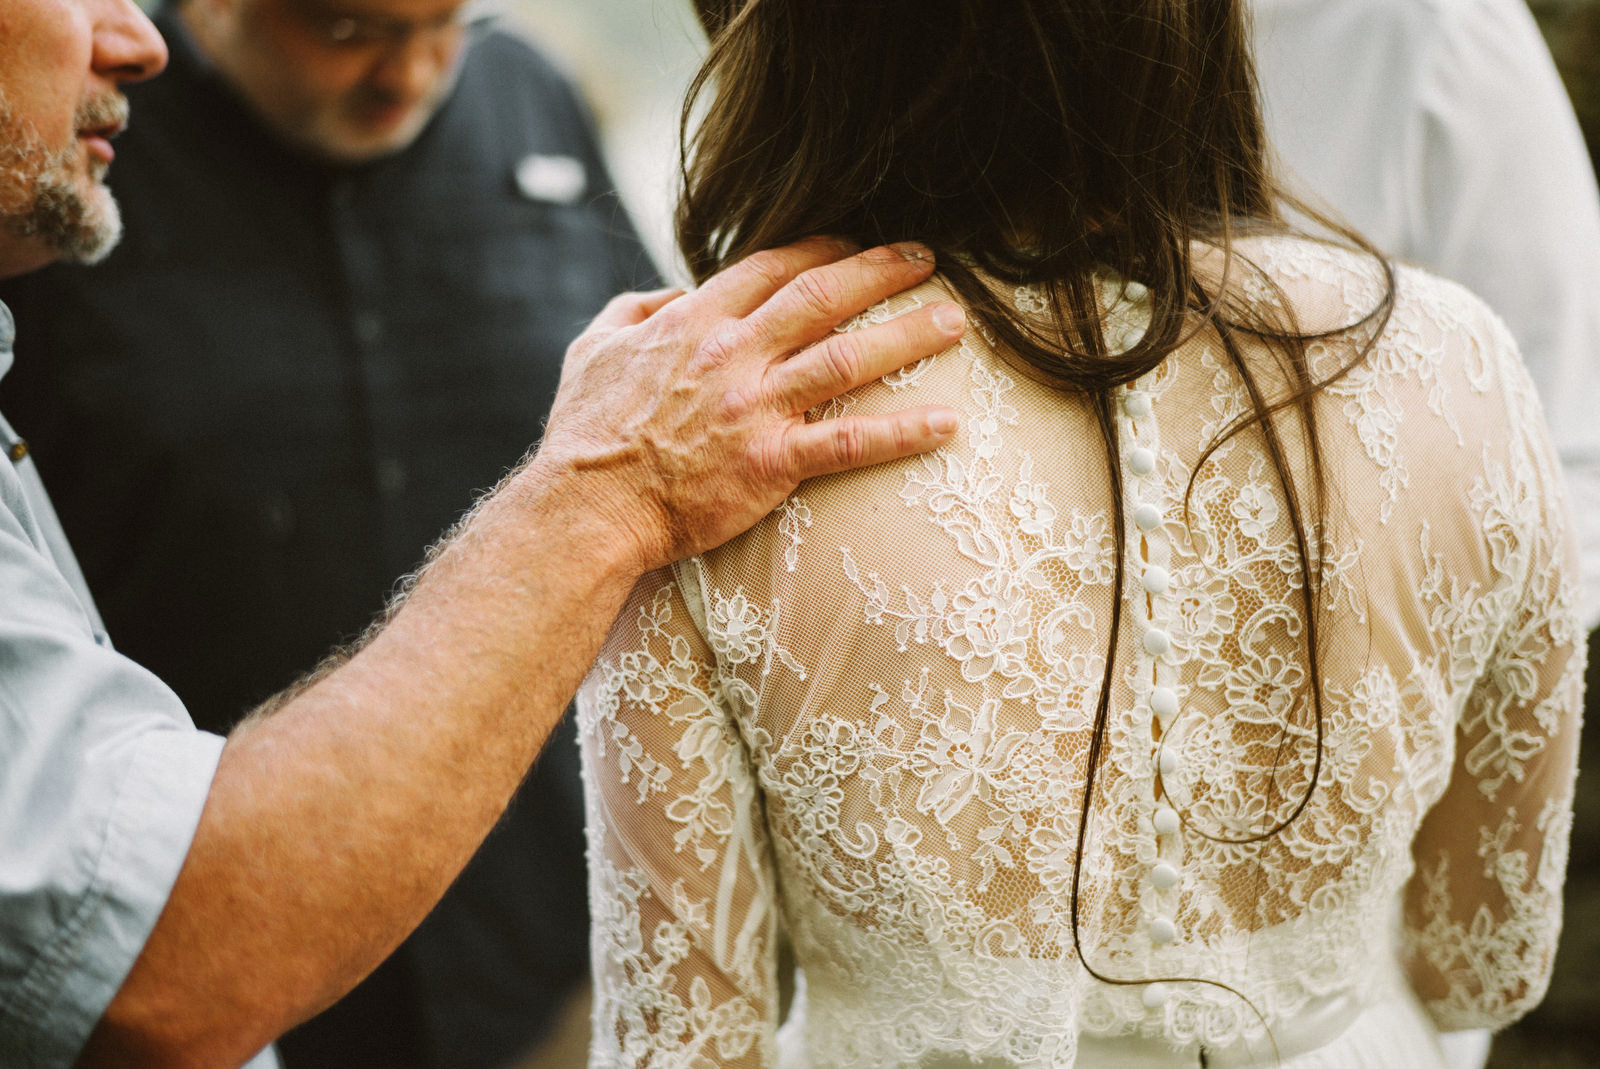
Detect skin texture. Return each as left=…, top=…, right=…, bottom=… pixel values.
left=180, top=0, right=476, bottom=163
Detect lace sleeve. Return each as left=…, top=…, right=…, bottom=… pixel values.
left=578, top=569, right=779, bottom=1069
left=1400, top=317, right=1587, bottom=1032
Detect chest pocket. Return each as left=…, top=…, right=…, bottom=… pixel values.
left=386, top=190, right=617, bottom=327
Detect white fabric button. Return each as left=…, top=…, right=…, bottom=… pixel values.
left=1153, top=806, right=1181, bottom=836
left=1151, top=686, right=1179, bottom=719
left=1141, top=982, right=1170, bottom=1010
left=1159, top=748, right=1180, bottom=777
left=1128, top=447, right=1157, bottom=476
left=1141, top=565, right=1170, bottom=595
left=1124, top=391, right=1152, bottom=418
left=1134, top=503, right=1162, bottom=531
left=1149, top=917, right=1178, bottom=944
left=1143, top=628, right=1171, bottom=657
left=1152, top=862, right=1180, bottom=891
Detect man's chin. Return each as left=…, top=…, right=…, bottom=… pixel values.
left=3, top=174, right=122, bottom=268
left=37, top=180, right=123, bottom=265
left=68, top=195, right=123, bottom=265
left=296, top=106, right=437, bottom=166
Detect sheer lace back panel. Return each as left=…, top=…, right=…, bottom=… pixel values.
left=578, top=237, right=1584, bottom=1068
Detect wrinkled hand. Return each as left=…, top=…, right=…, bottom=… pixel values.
left=535, top=238, right=964, bottom=570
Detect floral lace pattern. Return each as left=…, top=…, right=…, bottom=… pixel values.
left=579, top=237, right=1583, bottom=1068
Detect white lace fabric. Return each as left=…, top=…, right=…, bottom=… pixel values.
left=577, top=237, right=1584, bottom=1068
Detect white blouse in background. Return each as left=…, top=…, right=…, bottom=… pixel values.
left=1252, top=0, right=1600, bottom=627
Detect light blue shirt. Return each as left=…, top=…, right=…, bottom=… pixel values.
left=0, top=300, right=275, bottom=1068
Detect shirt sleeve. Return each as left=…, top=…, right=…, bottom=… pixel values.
left=1400, top=311, right=1587, bottom=1032
left=1407, top=0, right=1600, bottom=626
left=0, top=466, right=224, bottom=1068
left=578, top=567, right=779, bottom=1069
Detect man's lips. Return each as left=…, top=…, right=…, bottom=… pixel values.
left=78, top=123, right=124, bottom=165
left=356, top=100, right=417, bottom=130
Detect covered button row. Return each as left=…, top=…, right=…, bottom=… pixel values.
left=1130, top=381, right=1180, bottom=962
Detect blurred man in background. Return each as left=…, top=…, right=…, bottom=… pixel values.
left=0, top=0, right=657, bottom=1065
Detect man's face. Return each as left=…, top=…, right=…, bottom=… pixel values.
left=0, top=0, right=166, bottom=278
left=189, top=0, right=477, bottom=164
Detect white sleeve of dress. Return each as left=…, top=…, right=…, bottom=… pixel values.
left=1400, top=313, right=1587, bottom=1031
left=1408, top=0, right=1600, bottom=625
left=578, top=568, right=779, bottom=1069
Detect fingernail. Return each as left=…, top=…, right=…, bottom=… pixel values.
left=929, top=410, right=959, bottom=435
left=893, top=241, right=934, bottom=263
left=932, top=303, right=965, bottom=333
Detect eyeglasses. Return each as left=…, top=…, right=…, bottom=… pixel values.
left=300, top=0, right=499, bottom=49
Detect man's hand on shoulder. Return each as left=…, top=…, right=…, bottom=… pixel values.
left=530, top=238, right=964, bottom=570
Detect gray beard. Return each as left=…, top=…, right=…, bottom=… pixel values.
left=0, top=91, right=126, bottom=266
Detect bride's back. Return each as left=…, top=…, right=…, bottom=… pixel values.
left=646, top=235, right=1577, bottom=1064
left=578, top=2, right=1583, bottom=1066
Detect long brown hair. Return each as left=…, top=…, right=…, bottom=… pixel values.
left=678, top=0, right=1394, bottom=1001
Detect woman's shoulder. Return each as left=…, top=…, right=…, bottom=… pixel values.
left=1236, top=232, right=1505, bottom=332
left=1231, top=233, right=1521, bottom=385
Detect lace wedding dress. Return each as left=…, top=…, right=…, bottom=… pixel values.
left=577, top=237, right=1584, bottom=1068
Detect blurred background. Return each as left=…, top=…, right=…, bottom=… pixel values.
left=499, top=0, right=703, bottom=281
left=514, top=0, right=1600, bottom=280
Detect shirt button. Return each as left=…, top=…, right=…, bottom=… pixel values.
left=1149, top=917, right=1178, bottom=945
left=355, top=310, right=384, bottom=347
left=1124, top=391, right=1153, bottom=419
left=1141, top=565, right=1170, bottom=595
left=378, top=458, right=408, bottom=499
left=1150, top=686, right=1179, bottom=720
left=261, top=496, right=295, bottom=541
left=1128, top=446, right=1157, bottom=476
left=1153, top=806, right=1181, bottom=836
left=1143, top=628, right=1171, bottom=657
left=1159, top=748, right=1180, bottom=778
left=6, top=439, right=27, bottom=462
left=1152, top=862, right=1180, bottom=891
left=1134, top=503, right=1163, bottom=531
left=1141, top=982, right=1170, bottom=1010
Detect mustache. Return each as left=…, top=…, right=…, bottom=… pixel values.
left=76, top=91, right=130, bottom=132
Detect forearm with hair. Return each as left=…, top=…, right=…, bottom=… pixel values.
left=74, top=456, right=646, bottom=1069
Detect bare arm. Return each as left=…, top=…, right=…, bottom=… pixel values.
left=74, top=241, right=963, bottom=1069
